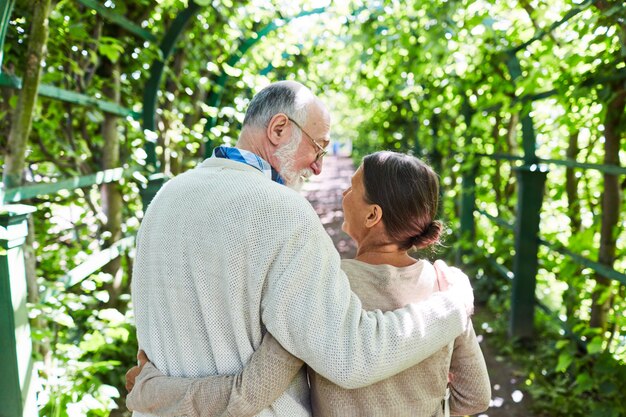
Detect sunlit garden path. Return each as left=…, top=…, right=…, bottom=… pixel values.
left=302, top=155, right=535, bottom=417
left=301, top=155, right=357, bottom=259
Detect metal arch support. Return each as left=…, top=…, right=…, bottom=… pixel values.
left=76, top=0, right=157, bottom=42
left=0, top=0, right=15, bottom=74
left=257, top=5, right=382, bottom=89
left=510, top=0, right=597, bottom=54
left=201, top=6, right=327, bottom=155
left=505, top=51, right=548, bottom=341
left=142, top=1, right=202, bottom=169
left=0, top=0, right=140, bottom=117
left=505, top=52, right=538, bottom=165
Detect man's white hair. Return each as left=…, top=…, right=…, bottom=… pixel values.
left=243, top=81, right=314, bottom=128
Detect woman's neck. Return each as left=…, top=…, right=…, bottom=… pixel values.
left=355, top=243, right=416, bottom=267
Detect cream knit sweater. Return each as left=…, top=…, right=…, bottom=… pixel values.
left=131, top=157, right=469, bottom=417
left=127, top=260, right=489, bottom=417
left=310, top=259, right=491, bottom=416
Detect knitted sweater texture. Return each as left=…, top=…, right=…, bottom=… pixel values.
left=131, top=157, right=468, bottom=416
left=310, top=259, right=491, bottom=416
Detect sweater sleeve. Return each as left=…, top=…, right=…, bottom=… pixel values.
left=261, top=199, right=470, bottom=389
left=448, top=320, right=492, bottom=416
left=126, top=333, right=303, bottom=417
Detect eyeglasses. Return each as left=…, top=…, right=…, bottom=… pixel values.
left=287, top=117, right=328, bottom=163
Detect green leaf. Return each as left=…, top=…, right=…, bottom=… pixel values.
left=556, top=351, right=573, bottom=372
left=97, top=37, right=125, bottom=63
left=51, top=311, right=75, bottom=328
left=68, top=23, right=88, bottom=40
left=574, top=372, right=593, bottom=393
left=79, top=331, right=106, bottom=352
left=83, top=360, right=121, bottom=373
left=222, top=63, right=242, bottom=77
left=104, top=327, right=130, bottom=343
left=587, top=336, right=604, bottom=355
left=555, top=340, right=569, bottom=350
left=98, top=43, right=120, bottom=63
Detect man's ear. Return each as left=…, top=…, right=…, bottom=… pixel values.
left=266, top=113, right=290, bottom=146
left=365, top=204, right=383, bottom=229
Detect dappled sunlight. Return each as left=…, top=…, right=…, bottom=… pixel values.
left=4, top=0, right=625, bottom=414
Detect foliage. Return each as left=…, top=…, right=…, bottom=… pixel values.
left=32, top=272, right=137, bottom=417
left=478, top=286, right=626, bottom=417
left=2, top=0, right=626, bottom=415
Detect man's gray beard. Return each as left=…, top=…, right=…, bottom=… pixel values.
left=275, top=131, right=313, bottom=191
left=285, top=168, right=313, bottom=191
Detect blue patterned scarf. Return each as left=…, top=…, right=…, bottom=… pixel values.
left=212, top=146, right=285, bottom=185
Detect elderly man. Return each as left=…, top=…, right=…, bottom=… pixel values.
left=131, top=81, right=472, bottom=416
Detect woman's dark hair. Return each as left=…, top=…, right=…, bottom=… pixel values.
left=362, top=151, right=443, bottom=250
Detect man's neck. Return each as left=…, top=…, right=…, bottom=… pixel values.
left=236, top=132, right=279, bottom=170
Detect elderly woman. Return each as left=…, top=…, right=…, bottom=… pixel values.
left=125, top=151, right=491, bottom=417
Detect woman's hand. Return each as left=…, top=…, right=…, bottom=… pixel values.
left=125, top=350, right=150, bottom=392
left=433, top=260, right=474, bottom=316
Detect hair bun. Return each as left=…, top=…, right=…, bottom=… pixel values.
left=411, top=220, right=443, bottom=249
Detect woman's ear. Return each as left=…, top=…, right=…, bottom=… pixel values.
left=365, top=204, right=383, bottom=229
left=266, top=113, right=290, bottom=146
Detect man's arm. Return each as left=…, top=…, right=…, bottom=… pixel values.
left=261, top=199, right=473, bottom=389
left=125, top=333, right=304, bottom=417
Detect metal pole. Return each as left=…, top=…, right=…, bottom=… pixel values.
left=505, top=52, right=549, bottom=339
left=0, top=204, right=38, bottom=417
left=457, top=95, right=477, bottom=266
left=458, top=160, right=478, bottom=265
left=0, top=0, right=15, bottom=74
left=510, top=165, right=547, bottom=338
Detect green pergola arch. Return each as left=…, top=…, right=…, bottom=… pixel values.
left=141, top=1, right=203, bottom=168
left=200, top=8, right=327, bottom=135
left=141, top=3, right=328, bottom=166
left=0, top=0, right=333, bottom=169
